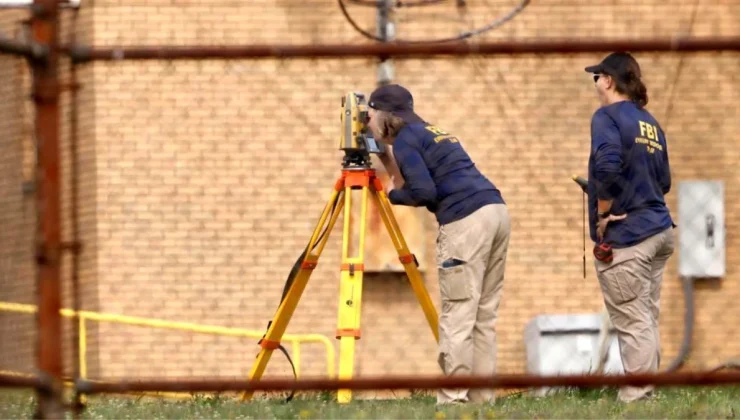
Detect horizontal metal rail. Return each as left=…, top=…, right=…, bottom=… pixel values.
left=0, top=372, right=43, bottom=389
left=0, top=370, right=206, bottom=400
left=63, top=36, right=740, bottom=62
left=75, top=371, right=740, bottom=395
left=0, top=301, right=336, bottom=382
left=0, top=33, right=44, bottom=59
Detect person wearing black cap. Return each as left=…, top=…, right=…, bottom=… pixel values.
left=366, top=83, right=510, bottom=405
left=584, top=52, right=675, bottom=402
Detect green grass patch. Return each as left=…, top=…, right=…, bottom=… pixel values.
left=1, top=386, right=738, bottom=419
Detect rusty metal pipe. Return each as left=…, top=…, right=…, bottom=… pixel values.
left=31, top=0, right=65, bottom=418
left=0, top=373, right=44, bottom=389
left=64, top=36, right=740, bottom=62
left=0, top=33, right=44, bottom=59
left=76, top=371, right=740, bottom=395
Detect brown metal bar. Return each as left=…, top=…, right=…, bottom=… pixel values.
left=76, top=371, right=740, bottom=395
left=31, top=0, right=65, bottom=418
left=0, top=32, right=44, bottom=59
left=64, top=36, right=740, bottom=62
left=0, top=373, right=44, bottom=389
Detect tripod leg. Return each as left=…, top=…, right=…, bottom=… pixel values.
left=242, top=186, right=345, bottom=402
left=335, top=179, right=370, bottom=404
left=371, top=178, right=439, bottom=343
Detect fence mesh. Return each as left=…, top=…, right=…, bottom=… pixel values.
left=57, top=4, right=100, bottom=382
left=0, top=6, right=98, bottom=380
left=0, top=0, right=738, bottom=400
left=0, top=9, right=36, bottom=376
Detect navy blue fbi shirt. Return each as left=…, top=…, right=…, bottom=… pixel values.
left=387, top=123, right=505, bottom=226
left=587, top=101, right=674, bottom=248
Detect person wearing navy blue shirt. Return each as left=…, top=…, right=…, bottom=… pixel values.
left=585, top=52, right=675, bottom=403
left=366, top=84, right=510, bottom=405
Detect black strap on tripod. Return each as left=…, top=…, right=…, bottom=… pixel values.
left=257, top=320, right=298, bottom=402
left=256, top=193, right=341, bottom=403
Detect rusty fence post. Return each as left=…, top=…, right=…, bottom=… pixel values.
left=29, top=0, right=64, bottom=419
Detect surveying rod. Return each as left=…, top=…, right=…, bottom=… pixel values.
left=572, top=174, right=588, bottom=193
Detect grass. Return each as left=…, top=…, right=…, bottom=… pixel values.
left=1, top=386, right=738, bottom=419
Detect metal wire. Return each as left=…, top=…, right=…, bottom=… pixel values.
left=337, top=0, right=530, bottom=43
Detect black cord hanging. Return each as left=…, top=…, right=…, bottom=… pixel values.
left=337, top=0, right=530, bottom=44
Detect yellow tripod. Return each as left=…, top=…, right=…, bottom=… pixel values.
left=242, top=165, right=440, bottom=404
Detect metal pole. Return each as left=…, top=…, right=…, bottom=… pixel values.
left=65, top=36, right=740, bottom=62
left=376, top=0, right=394, bottom=86
left=75, top=370, right=740, bottom=395
left=30, top=0, right=64, bottom=418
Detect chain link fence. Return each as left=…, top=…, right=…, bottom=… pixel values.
left=0, top=9, right=36, bottom=377
left=1, top=0, right=738, bottom=401
left=0, top=5, right=97, bottom=381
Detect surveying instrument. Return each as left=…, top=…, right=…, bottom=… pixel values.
left=242, top=92, right=440, bottom=404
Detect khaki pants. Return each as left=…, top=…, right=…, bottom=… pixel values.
left=594, top=227, right=675, bottom=402
left=436, top=203, right=511, bottom=404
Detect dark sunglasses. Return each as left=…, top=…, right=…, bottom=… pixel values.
left=592, top=73, right=612, bottom=83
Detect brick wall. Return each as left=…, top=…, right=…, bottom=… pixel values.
left=1, top=0, right=739, bottom=390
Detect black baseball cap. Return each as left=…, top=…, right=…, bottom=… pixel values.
left=368, top=84, right=425, bottom=124
left=584, top=52, right=642, bottom=81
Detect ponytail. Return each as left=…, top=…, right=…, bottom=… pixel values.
left=617, top=70, right=649, bottom=108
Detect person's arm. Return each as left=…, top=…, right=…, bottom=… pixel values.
left=591, top=111, right=623, bottom=215
left=378, top=146, right=405, bottom=189
left=387, top=137, right=436, bottom=207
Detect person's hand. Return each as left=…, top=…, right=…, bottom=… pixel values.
left=597, top=213, right=627, bottom=241
left=391, top=173, right=404, bottom=189
left=378, top=145, right=394, bottom=165
left=385, top=176, right=396, bottom=195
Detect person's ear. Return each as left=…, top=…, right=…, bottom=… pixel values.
left=383, top=120, right=392, bottom=139
left=605, top=75, right=616, bottom=90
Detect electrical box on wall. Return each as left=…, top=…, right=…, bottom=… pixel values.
left=678, top=180, right=725, bottom=279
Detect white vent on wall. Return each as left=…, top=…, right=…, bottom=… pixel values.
left=524, top=313, right=624, bottom=396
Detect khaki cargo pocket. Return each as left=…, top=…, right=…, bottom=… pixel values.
left=439, top=260, right=471, bottom=301
left=596, top=254, right=642, bottom=305
left=437, top=344, right=450, bottom=374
